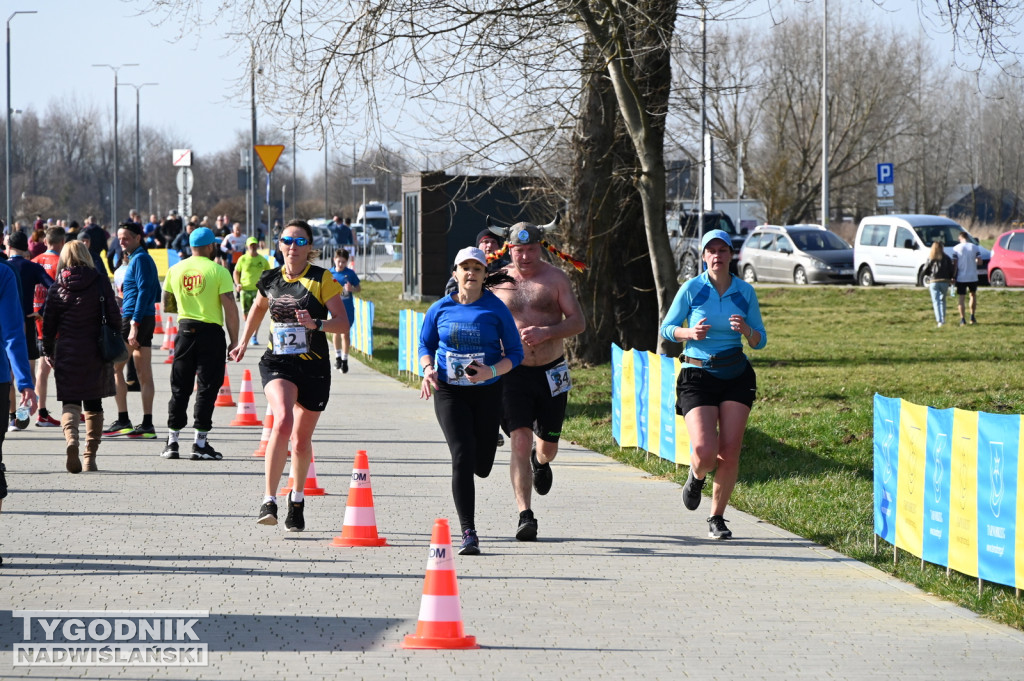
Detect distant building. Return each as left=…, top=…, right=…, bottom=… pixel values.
left=941, top=184, right=1023, bottom=223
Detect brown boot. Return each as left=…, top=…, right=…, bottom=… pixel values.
left=83, top=411, right=104, bottom=472
left=61, top=404, right=83, bottom=474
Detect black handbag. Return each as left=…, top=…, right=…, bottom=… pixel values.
left=98, top=282, right=129, bottom=364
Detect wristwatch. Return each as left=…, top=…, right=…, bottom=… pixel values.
left=314, top=318, right=324, bottom=332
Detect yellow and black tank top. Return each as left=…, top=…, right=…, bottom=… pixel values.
left=256, top=263, right=342, bottom=361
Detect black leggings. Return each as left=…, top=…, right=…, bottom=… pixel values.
left=433, top=380, right=502, bottom=533
left=63, top=399, right=103, bottom=412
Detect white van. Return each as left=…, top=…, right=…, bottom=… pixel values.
left=853, top=214, right=990, bottom=286
left=356, top=202, right=394, bottom=241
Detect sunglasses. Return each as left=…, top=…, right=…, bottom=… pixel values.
left=278, top=236, right=309, bottom=247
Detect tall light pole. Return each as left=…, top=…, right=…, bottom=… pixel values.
left=821, top=0, right=830, bottom=228
left=120, top=82, right=157, bottom=216
left=93, top=63, right=139, bottom=224
left=6, top=10, right=36, bottom=230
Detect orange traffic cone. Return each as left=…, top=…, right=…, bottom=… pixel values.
left=331, top=450, right=387, bottom=547
left=215, top=373, right=236, bottom=407
left=229, top=369, right=261, bottom=426
left=402, top=518, right=478, bottom=650
left=163, top=342, right=175, bottom=364
left=252, top=405, right=292, bottom=457
left=160, top=316, right=177, bottom=351
left=279, top=454, right=326, bottom=496
left=153, top=303, right=164, bottom=335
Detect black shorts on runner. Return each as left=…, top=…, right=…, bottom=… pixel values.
left=955, top=281, right=978, bottom=296
left=258, top=353, right=332, bottom=412
left=675, top=362, right=757, bottom=416
left=121, top=315, right=156, bottom=348
left=502, top=357, right=569, bottom=444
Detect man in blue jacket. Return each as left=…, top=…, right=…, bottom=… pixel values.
left=4, top=230, right=51, bottom=431
left=105, top=222, right=160, bottom=440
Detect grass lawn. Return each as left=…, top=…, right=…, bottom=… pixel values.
left=354, top=281, right=1024, bottom=630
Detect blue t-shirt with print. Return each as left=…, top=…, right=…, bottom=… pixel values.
left=329, top=266, right=360, bottom=321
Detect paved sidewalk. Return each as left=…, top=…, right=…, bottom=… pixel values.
left=1, top=347, right=1024, bottom=680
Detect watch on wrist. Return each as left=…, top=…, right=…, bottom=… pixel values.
left=314, top=318, right=324, bottom=331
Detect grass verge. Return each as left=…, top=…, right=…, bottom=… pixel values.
left=355, top=281, right=1024, bottom=630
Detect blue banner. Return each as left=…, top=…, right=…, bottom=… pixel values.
left=921, top=407, right=952, bottom=566
left=873, top=394, right=900, bottom=545
left=976, top=412, right=1019, bottom=586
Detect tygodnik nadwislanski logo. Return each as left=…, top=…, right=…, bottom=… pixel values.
left=12, top=610, right=209, bottom=666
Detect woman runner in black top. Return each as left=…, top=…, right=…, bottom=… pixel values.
left=229, top=219, right=349, bottom=532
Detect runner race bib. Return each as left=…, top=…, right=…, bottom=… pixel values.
left=446, top=351, right=485, bottom=386
left=270, top=323, right=309, bottom=356
left=545, top=361, right=571, bottom=397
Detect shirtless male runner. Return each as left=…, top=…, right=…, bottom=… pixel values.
left=492, top=222, right=585, bottom=541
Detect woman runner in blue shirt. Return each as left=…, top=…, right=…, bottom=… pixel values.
left=419, top=247, right=523, bottom=555
left=659, top=229, right=767, bottom=540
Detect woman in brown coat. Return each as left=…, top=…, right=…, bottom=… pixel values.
left=42, top=241, right=121, bottom=473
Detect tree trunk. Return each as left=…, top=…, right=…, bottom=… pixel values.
left=565, top=38, right=661, bottom=366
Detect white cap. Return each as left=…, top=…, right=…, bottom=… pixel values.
left=454, top=246, right=487, bottom=268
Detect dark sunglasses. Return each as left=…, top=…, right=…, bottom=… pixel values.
left=279, top=236, right=309, bottom=247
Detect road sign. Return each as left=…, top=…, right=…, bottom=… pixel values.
left=254, top=145, right=285, bottom=173
left=877, top=199, right=894, bottom=207
left=351, top=177, right=375, bottom=186
left=876, top=184, right=894, bottom=199
left=172, top=149, right=192, bottom=167
left=877, top=163, right=894, bottom=184
left=176, top=167, right=194, bottom=194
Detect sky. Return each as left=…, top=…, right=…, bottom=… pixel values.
left=5, top=0, right=1018, bottom=180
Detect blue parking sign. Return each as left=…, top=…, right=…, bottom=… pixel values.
left=877, top=163, right=894, bottom=184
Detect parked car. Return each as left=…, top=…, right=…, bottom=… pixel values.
left=853, top=214, right=990, bottom=287
left=357, top=202, right=395, bottom=241
left=311, top=225, right=334, bottom=255
left=988, top=228, right=1024, bottom=287
left=738, top=224, right=854, bottom=285
left=668, top=210, right=748, bottom=280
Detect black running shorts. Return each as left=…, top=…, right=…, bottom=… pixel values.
left=258, top=353, right=332, bottom=412
left=121, top=315, right=156, bottom=348
left=502, top=357, right=569, bottom=444
left=675, top=362, right=757, bottom=416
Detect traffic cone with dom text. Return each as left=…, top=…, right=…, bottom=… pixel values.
left=331, top=450, right=387, bottom=547
left=402, top=518, right=478, bottom=650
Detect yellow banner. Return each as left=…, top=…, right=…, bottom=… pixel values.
left=619, top=350, right=637, bottom=448
left=895, top=400, right=927, bottom=556
left=647, top=353, right=662, bottom=457
left=948, top=408, right=979, bottom=578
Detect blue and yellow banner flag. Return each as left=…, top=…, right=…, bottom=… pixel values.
left=351, top=297, right=374, bottom=357
left=398, top=309, right=426, bottom=375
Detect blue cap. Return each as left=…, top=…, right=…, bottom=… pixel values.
left=189, top=227, right=216, bottom=248
left=700, top=229, right=733, bottom=252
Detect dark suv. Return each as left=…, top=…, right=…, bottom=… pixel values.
left=667, top=210, right=747, bottom=280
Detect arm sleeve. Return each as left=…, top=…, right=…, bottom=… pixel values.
left=659, top=285, right=691, bottom=343
left=743, top=288, right=767, bottom=350
left=417, top=305, right=441, bottom=363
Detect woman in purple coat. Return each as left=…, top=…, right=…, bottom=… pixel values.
left=42, top=241, right=121, bottom=473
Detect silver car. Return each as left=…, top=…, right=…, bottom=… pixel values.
left=738, top=224, right=854, bottom=285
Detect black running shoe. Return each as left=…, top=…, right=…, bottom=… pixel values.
left=126, top=424, right=157, bottom=439
left=516, top=509, right=538, bottom=541
left=335, top=357, right=343, bottom=371
left=681, top=467, right=705, bottom=511
left=707, top=515, right=732, bottom=539
left=531, top=446, right=552, bottom=496
left=191, top=442, right=223, bottom=460
left=161, top=442, right=179, bottom=459
left=257, top=500, right=278, bottom=526
left=458, top=529, right=480, bottom=555
left=102, top=419, right=133, bottom=437
left=284, top=492, right=305, bottom=532
left=341, top=358, right=349, bottom=374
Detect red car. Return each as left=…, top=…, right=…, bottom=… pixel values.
left=988, top=228, right=1024, bottom=287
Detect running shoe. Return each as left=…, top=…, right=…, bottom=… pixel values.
left=516, top=509, right=538, bottom=541
left=496, top=432, right=504, bottom=448
left=284, top=492, right=305, bottom=532
left=335, top=357, right=342, bottom=371
left=458, top=529, right=480, bottom=556
left=681, top=467, right=705, bottom=511
left=531, top=446, right=553, bottom=496
left=341, top=358, right=349, bottom=374
left=126, top=424, right=157, bottom=439
left=958, top=318, right=967, bottom=327
left=191, top=442, right=223, bottom=461
left=35, top=412, right=59, bottom=427
left=102, top=419, right=133, bottom=437
left=8, top=417, right=21, bottom=432
left=161, top=442, right=179, bottom=460
left=970, top=314, right=977, bottom=325
left=257, top=500, right=278, bottom=526
left=707, top=515, right=732, bottom=540
left=250, top=335, right=260, bottom=346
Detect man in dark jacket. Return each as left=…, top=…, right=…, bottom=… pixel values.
left=4, top=230, right=52, bottom=431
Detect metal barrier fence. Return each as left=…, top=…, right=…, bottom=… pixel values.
left=318, top=242, right=402, bottom=282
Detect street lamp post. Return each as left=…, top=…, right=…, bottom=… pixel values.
left=93, top=63, right=139, bottom=224
left=6, top=10, right=36, bottom=230
left=120, top=82, right=158, bottom=216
